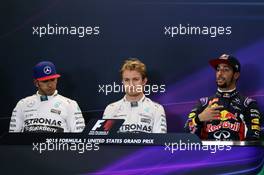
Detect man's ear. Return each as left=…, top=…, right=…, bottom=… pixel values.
left=234, top=72, right=240, bottom=81
left=143, top=77, right=148, bottom=85
left=34, top=80, right=39, bottom=87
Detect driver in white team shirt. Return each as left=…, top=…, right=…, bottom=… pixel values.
left=103, top=58, right=167, bottom=133
left=9, top=61, right=85, bottom=133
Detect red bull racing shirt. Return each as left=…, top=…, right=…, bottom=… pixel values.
left=185, top=89, right=262, bottom=141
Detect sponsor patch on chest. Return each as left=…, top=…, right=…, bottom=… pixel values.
left=50, top=109, right=61, bottom=115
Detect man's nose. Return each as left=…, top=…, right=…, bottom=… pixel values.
left=129, top=80, right=134, bottom=86
left=217, top=70, right=223, bottom=76
left=47, top=81, right=53, bottom=87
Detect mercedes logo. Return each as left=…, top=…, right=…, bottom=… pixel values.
left=43, top=66, right=52, bottom=75
left=27, top=100, right=35, bottom=108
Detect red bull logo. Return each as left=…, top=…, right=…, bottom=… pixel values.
left=209, top=99, right=238, bottom=121
left=207, top=121, right=240, bottom=132
left=215, top=110, right=238, bottom=121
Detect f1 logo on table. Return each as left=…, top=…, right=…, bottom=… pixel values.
left=91, top=120, right=115, bottom=131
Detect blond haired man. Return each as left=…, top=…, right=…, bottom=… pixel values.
left=103, top=59, right=167, bottom=133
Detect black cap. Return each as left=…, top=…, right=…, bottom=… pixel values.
left=209, top=54, right=241, bottom=72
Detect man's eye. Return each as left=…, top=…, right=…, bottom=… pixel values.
left=216, top=68, right=230, bottom=72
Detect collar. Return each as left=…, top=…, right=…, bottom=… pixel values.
left=216, top=88, right=238, bottom=98
left=123, top=94, right=146, bottom=107
left=36, top=90, right=58, bottom=101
